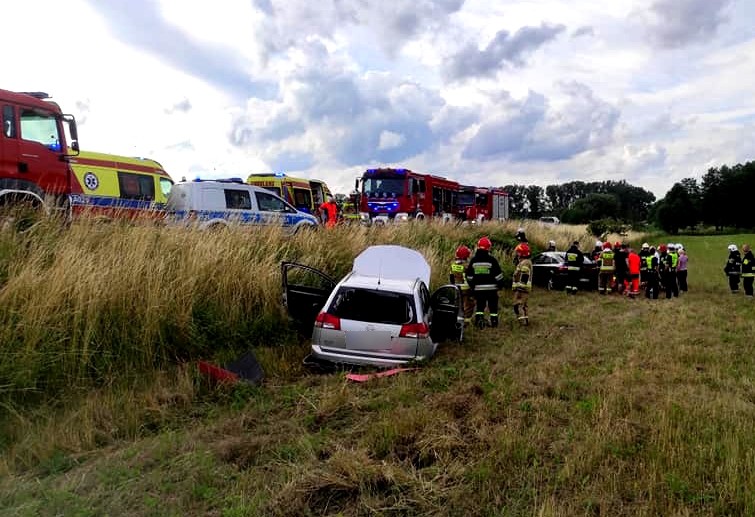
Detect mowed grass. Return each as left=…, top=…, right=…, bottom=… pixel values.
left=1, top=228, right=754, bottom=516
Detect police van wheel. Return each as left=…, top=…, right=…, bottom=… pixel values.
left=207, top=223, right=227, bottom=232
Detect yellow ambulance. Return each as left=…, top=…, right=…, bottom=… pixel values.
left=246, top=173, right=332, bottom=215
left=68, top=151, right=174, bottom=218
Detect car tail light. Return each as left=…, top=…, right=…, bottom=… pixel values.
left=558, top=265, right=568, bottom=271
left=314, top=312, right=341, bottom=330
left=399, top=322, right=429, bottom=339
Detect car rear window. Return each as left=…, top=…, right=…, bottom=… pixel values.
left=327, top=287, right=415, bottom=325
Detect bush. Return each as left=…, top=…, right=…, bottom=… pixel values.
left=587, top=218, right=630, bottom=238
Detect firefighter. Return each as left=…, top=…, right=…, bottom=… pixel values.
left=644, top=246, right=660, bottom=299
left=598, top=241, right=615, bottom=294
left=591, top=240, right=603, bottom=262
left=565, top=241, right=583, bottom=294
left=661, top=244, right=678, bottom=299
left=546, top=240, right=556, bottom=252
left=318, top=195, right=338, bottom=228
left=725, top=244, right=743, bottom=293
left=512, top=242, right=533, bottom=325
left=466, top=236, right=505, bottom=328
left=639, top=243, right=651, bottom=290
left=613, top=242, right=628, bottom=294
left=627, top=248, right=641, bottom=297
left=513, top=228, right=528, bottom=265
left=742, top=244, right=754, bottom=299
left=450, top=245, right=475, bottom=323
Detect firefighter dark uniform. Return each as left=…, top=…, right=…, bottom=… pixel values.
left=466, top=237, right=504, bottom=328
left=725, top=245, right=742, bottom=293
left=742, top=246, right=754, bottom=298
left=639, top=245, right=651, bottom=287
left=450, top=246, right=475, bottom=322
left=513, top=229, right=528, bottom=265
left=512, top=244, right=533, bottom=325
left=565, top=242, right=583, bottom=294
left=662, top=248, right=678, bottom=299
left=644, top=250, right=660, bottom=299
left=667, top=246, right=679, bottom=297
left=598, top=243, right=614, bottom=294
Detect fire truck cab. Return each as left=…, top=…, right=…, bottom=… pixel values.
left=0, top=89, right=79, bottom=213
left=357, top=168, right=460, bottom=224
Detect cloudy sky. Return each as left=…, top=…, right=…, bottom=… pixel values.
left=4, top=0, right=755, bottom=197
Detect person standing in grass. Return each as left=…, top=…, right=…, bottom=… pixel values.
left=466, top=237, right=505, bottom=328
left=724, top=244, right=742, bottom=294
left=597, top=241, right=615, bottom=294
left=626, top=248, right=641, bottom=298
left=639, top=243, right=651, bottom=291
left=318, top=195, right=338, bottom=228
left=565, top=241, right=583, bottom=294
left=742, top=244, right=754, bottom=299
left=645, top=246, right=660, bottom=299
left=676, top=245, right=688, bottom=293
left=512, top=243, right=533, bottom=325
left=613, top=242, right=628, bottom=295
left=450, top=245, right=475, bottom=323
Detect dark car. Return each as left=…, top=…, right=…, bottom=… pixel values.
left=531, top=252, right=599, bottom=291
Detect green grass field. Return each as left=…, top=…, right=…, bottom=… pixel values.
left=1, top=227, right=754, bottom=516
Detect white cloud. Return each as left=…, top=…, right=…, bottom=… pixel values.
left=4, top=0, right=755, bottom=197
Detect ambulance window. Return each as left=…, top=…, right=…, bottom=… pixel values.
left=118, top=172, right=155, bottom=200
left=293, top=188, right=312, bottom=210
left=224, top=189, right=252, bottom=210
left=160, top=178, right=173, bottom=198
left=255, top=191, right=289, bottom=212
left=3, top=106, right=16, bottom=138
left=262, top=186, right=281, bottom=196
left=20, top=109, right=60, bottom=149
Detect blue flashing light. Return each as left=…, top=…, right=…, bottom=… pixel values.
left=194, top=176, right=202, bottom=182
left=367, top=169, right=377, bottom=174
left=274, top=172, right=286, bottom=177
left=395, top=168, right=406, bottom=174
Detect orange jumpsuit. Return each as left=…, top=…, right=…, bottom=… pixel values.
left=319, top=201, right=338, bottom=228
left=626, top=252, right=641, bottom=296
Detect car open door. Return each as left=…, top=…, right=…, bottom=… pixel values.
left=281, top=262, right=337, bottom=335
left=429, top=285, right=464, bottom=343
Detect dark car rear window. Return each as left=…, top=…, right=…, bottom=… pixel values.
left=328, top=287, right=415, bottom=325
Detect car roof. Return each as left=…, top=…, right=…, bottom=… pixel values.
left=352, top=245, right=431, bottom=286
left=339, top=273, right=417, bottom=295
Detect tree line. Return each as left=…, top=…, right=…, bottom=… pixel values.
left=653, top=161, right=755, bottom=233
left=501, top=180, right=656, bottom=224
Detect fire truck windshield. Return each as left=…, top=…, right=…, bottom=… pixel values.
left=363, top=178, right=404, bottom=198
left=458, top=192, right=475, bottom=206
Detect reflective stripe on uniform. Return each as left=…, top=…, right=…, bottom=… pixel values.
left=474, top=284, right=499, bottom=291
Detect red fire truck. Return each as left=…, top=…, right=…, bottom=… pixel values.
left=456, top=185, right=510, bottom=222
left=356, top=168, right=460, bottom=223
left=0, top=89, right=79, bottom=215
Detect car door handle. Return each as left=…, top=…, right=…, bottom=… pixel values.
left=21, top=153, right=38, bottom=158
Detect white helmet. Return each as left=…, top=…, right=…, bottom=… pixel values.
left=728, top=244, right=738, bottom=252
left=595, top=240, right=603, bottom=247
left=548, top=240, right=556, bottom=247
left=641, top=242, right=649, bottom=249
left=667, top=242, right=675, bottom=249
left=676, top=243, right=683, bottom=251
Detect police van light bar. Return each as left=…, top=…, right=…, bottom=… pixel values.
left=367, top=169, right=377, bottom=173
left=274, top=172, right=286, bottom=177
left=395, top=169, right=406, bottom=173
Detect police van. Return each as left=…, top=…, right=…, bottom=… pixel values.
left=166, top=178, right=319, bottom=231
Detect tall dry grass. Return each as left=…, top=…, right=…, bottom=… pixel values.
left=0, top=217, right=599, bottom=404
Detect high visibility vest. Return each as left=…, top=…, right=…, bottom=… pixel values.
left=566, top=252, right=581, bottom=271
left=600, top=251, right=614, bottom=272
left=670, top=252, right=678, bottom=268
left=645, top=256, right=655, bottom=271
left=512, top=259, right=532, bottom=292
left=450, top=261, right=470, bottom=290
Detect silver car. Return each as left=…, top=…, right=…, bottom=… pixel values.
left=282, top=245, right=464, bottom=367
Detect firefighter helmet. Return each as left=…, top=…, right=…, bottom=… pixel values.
left=455, top=245, right=471, bottom=260
left=548, top=240, right=556, bottom=247
left=595, top=240, right=603, bottom=247
left=517, top=243, right=531, bottom=256
left=603, top=241, right=612, bottom=250
left=642, top=242, right=649, bottom=249
left=728, top=244, right=738, bottom=252
left=614, top=241, right=621, bottom=248
left=477, top=237, right=492, bottom=250
left=659, top=244, right=667, bottom=252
